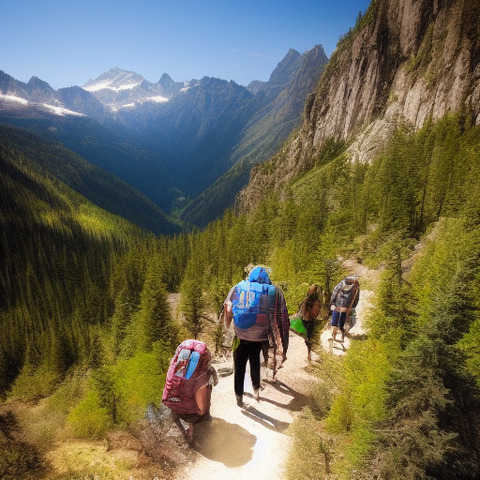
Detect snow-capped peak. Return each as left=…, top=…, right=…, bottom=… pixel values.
left=83, top=67, right=144, bottom=93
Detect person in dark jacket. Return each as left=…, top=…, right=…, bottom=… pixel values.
left=329, top=276, right=360, bottom=342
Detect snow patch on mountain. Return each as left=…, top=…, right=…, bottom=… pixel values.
left=0, top=93, right=84, bottom=117
left=0, top=94, right=28, bottom=105
left=145, top=95, right=169, bottom=103
left=82, top=68, right=145, bottom=92
left=41, top=104, right=85, bottom=116
left=83, top=80, right=143, bottom=93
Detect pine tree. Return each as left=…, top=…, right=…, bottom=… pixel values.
left=180, top=255, right=205, bottom=339
left=137, top=256, right=175, bottom=351
left=366, top=219, right=480, bottom=480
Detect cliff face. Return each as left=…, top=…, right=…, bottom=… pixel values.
left=237, top=0, right=480, bottom=212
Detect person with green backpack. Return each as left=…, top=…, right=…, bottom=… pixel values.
left=290, top=283, right=323, bottom=362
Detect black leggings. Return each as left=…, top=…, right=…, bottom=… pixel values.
left=302, top=319, right=315, bottom=348
left=234, top=340, right=262, bottom=396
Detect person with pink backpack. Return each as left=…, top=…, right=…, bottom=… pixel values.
left=162, top=339, right=218, bottom=444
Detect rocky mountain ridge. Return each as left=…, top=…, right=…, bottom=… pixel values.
left=82, top=68, right=189, bottom=110
left=237, top=0, right=480, bottom=213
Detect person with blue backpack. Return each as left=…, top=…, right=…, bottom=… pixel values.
left=223, top=265, right=289, bottom=407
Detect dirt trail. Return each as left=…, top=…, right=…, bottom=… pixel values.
left=174, top=259, right=377, bottom=479
left=176, top=333, right=316, bottom=480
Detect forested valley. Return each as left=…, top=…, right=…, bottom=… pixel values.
left=1, top=108, right=480, bottom=478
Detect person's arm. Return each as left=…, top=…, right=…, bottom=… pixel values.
left=209, top=366, right=219, bottom=386
left=223, top=286, right=235, bottom=328
left=278, top=290, right=290, bottom=355
left=224, top=302, right=233, bottom=328
left=195, top=384, right=208, bottom=415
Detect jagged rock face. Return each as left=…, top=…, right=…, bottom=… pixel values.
left=237, top=0, right=480, bottom=213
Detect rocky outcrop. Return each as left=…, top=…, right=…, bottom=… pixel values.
left=237, top=0, right=480, bottom=213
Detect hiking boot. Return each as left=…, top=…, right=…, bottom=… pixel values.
left=236, top=395, right=244, bottom=407
left=253, top=389, right=260, bottom=402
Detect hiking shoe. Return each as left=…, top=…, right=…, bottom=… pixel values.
left=185, top=424, right=194, bottom=443
left=236, top=395, right=244, bottom=407
left=253, top=389, right=260, bottom=402
left=199, top=412, right=212, bottom=422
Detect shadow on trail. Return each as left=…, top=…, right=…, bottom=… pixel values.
left=241, top=406, right=290, bottom=433
left=258, top=380, right=309, bottom=412
left=192, top=417, right=256, bottom=467
left=346, top=331, right=368, bottom=341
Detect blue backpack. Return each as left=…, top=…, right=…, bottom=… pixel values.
left=231, top=267, right=277, bottom=330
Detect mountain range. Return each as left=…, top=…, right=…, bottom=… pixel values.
left=0, top=45, right=328, bottom=231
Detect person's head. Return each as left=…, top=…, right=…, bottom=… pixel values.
left=306, top=283, right=322, bottom=302
left=246, top=265, right=272, bottom=284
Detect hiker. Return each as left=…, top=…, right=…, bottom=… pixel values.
left=162, top=339, right=218, bottom=444
left=298, top=283, right=323, bottom=362
left=223, top=265, right=289, bottom=407
left=329, top=276, right=360, bottom=342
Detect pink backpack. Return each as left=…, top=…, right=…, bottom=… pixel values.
left=162, top=339, right=212, bottom=416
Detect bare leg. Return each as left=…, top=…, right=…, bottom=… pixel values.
left=332, top=326, right=338, bottom=341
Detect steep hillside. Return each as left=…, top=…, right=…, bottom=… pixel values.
left=0, top=124, right=182, bottom=235
left=237, top=0, right=480, bottom=212
left=0, top=98, right=177, bottom=214
left=122, top=77, right=255, bottom=198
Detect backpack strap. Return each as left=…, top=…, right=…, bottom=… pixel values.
left=347, top=282, right=359, bottom=310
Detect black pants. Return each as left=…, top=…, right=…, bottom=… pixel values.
left=234, top=339, right=262, bottom=396
left=302, top=319, right=315, bottom=349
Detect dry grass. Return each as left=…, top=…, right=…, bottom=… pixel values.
left=1, top=398, right=189, bottom=480
left=45, top=440, right=139, bottom=479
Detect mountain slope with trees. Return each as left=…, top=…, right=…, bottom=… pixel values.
left=237, top=0, right=480, bottom=212
left=179, top=45, right=329, bottom=227
left=0, top=46, right=328, bottom=229
left=0, top=124, right=182, bottom=234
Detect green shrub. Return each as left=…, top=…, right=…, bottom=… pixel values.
left=285, top=411, right=334, bottom=480
left=308, top=381, right=333, bottom=419
left=67, top=390, right=112, bottom=439
left=115, top=349, right=168, bottom=423
left=8, top=363, right=60, bottom=402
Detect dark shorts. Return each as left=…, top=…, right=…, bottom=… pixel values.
left=331, top=310, right=347, bottom=331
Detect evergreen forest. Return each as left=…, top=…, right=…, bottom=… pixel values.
left=1, top=110, right=480, bottom=479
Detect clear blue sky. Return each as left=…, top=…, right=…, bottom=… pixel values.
left=0, top=0, right=371, bottom=90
